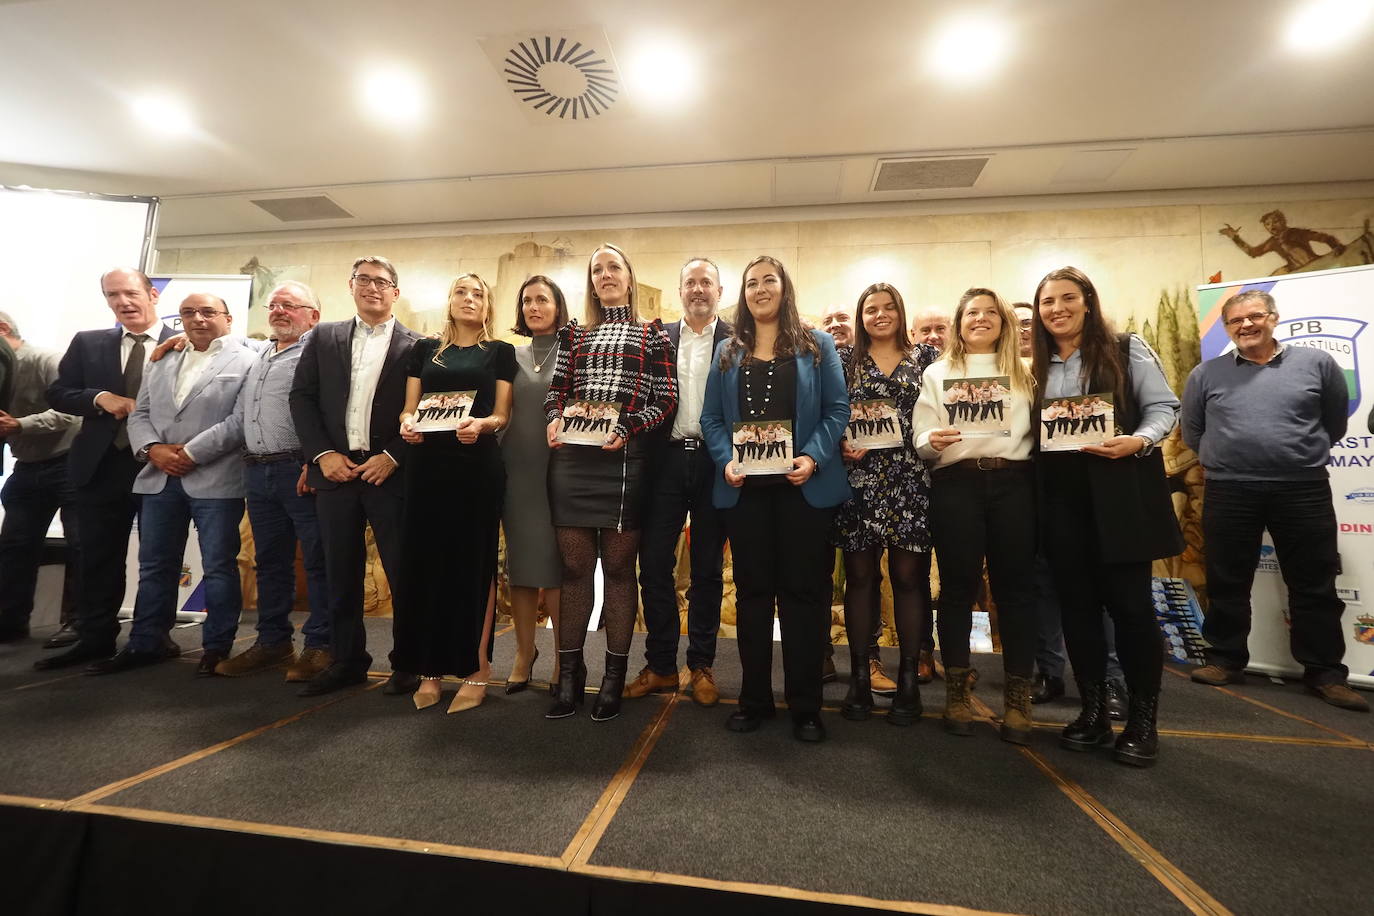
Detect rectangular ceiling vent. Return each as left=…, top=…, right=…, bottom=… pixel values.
left=250, top=195, right=353, bottom=222
left=871, top=157, right=989, bottom=192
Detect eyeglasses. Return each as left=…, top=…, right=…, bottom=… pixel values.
left=1223, top=311, right=1273, bottom=329
left=1018, top=319, right=1034, bottom=328
left=179, top=308, right=227, bottom=320
left=266, top=301, right=309, bottom=312
left=352, top=274, right=396, bottom=290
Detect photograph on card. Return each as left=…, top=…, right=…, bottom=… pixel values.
left=846, top=398, right=903, bottom=449
left=411, top=390, right=477, bottom=432
left=1039, top=392, right=1113, bottom=452
left=942, top=376, right=1012, bottom=438
left=557, top=399, right=622, bottom=445
left=732, top=420, right=794, bottom=475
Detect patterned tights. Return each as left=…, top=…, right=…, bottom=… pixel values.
left=555, top=527, right=641, bottom=654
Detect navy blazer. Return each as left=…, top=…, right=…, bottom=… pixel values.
left=48, top=324, right=177, bottom=488
left=699, top=329, right=851, bottom=510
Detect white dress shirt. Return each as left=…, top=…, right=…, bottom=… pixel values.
left=175, top=335, right=227, bottom=408
left=93, top=325, right=160, bottom=409
left=669, top=318, right=717, bottom=440
left=345, top=314, right=395, bottom=452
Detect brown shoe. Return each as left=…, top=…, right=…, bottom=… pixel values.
left=1307, top=682, right=1370, bottom=712
left=870, top=657, right=897, bottom=696
left=689, top=667, right=719, bottom=707
left=285, top=647, right=332, bottom=683
left=1001, top=675, right=1035, bottom=745
left=1190, top=664, right=1245, bottom=687
left=215, top=642, right=295, bottom=677
left=917, top=649, right=935, bottom=684
left=623, top=665, right=678, bottom=698
left=944, top=666, right=977, bottom=736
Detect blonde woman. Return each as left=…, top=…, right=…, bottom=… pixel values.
left=913, top=287, right=1039, bottom=744
left=394, top=274, right=516, bottom=713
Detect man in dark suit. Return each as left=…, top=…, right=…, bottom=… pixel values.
left=627, top=257, right=733, bottom=707
left=36, top=268, right=176, bottom=670
left=289, top=256, right=420, bottom=696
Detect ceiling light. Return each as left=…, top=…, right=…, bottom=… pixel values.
left=359, top=67, right=427, bottom=125
left=1284, top=0, right=1374, bottom=54
left=620, top=38, right=696, bottom=104
left=130, top=93, right=195, bottom=136
left=925, top=15, right=1012, bottom=85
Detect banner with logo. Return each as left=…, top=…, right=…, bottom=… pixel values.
left=1198, top=263, right=1374, bottom=687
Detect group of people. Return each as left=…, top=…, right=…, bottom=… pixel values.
left=941, top=378, right=1009, bottom=426
left=0, top=245, right=1366, bottom=773
left=1040, top=397, right=1111, bottom=439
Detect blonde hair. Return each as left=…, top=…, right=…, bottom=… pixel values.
left=434, top=273, right=495, bottom=360
left=943, top=287, right=1035, bottom=397
left=583, top=243, right=639, bottom=327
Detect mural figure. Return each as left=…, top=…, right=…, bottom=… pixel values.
left=1218, top=211, right=1373, bottom=276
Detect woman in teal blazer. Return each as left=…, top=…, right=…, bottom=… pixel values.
left=700, top=255, right=850, bottom=742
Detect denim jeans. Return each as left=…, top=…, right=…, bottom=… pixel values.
left=127, top=476, right=243, bottom=654
left=244, top=461, right=329, bottom=649
left=0, top=455, right=79, bottom=629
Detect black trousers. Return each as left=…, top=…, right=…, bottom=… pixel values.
left=71, top=446, right=141, bottom=651
left=1042, top=481, right=1163, bottom=696
left=0, top=455, right=79, bottom=630
left=1202, top=478, right=1347, bottom=685
left=929, top=465, right=1037, bottom=677
left=725, top=484, right=834, bottom=719
left=638, top=442, right=726, bottom=674
left=315, top=477, right=405, bottom=671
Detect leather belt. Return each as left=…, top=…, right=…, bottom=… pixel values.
left=243, top=450, right=303, bottom=465
left=669, top=437, right=704, bottom=450
left=936, top=457, right=1033, bottom=472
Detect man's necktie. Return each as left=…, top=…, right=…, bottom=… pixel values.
left=113, top=333, right=150, bottom=450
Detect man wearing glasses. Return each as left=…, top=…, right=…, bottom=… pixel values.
left=88, top=293, right=255, bottom=676
left=290, top=257, right=420, bottom=696
left=1182, top=290, right=1367, bottom=712
left=215, top=282, right=332, bottom=683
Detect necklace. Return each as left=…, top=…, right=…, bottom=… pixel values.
left=531, top=338, right=556, bottom=373
left=743, top=357, right=775, bottom=418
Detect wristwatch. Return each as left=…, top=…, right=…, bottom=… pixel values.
left=135, top=442, right=160, bottom=462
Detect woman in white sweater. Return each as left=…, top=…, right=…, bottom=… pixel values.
left=912, top=288, right=1038, bottom=744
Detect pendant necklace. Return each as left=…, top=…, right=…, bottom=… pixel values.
left=743, top=357, right=775, bottom=418
left=531, top=339, right=556, bottom=373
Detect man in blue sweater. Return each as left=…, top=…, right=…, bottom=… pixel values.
left=1182, top=289, right=1367, bottom=712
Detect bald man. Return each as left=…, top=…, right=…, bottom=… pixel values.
left=820, top=303, right=855, bottom=348
left=911, top=308, right=952, bottom=354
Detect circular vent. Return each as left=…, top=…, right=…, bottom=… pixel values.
left=502, top=36, right=619, bottom=120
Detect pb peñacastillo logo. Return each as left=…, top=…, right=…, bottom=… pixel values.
left=1280, top=316, right=1366, bottom=417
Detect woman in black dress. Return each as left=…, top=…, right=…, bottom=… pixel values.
left=395, top=273, right=516, bottom=713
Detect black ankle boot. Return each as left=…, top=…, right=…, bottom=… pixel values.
left=591, top=651, right=628, bottom=721
left=1060, top=679, right=1113, bottom=751
left=545, top=649, right=587, bottom=719
left=841, top=652, right=873, bottom=721
left=1114, top=691, right=1160, bottom=767
left=888, top=656, right=922, bottom=726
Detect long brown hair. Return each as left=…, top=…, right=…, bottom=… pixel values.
left=434, top=273, right=494, bottom=361
left=944, top=287, right=1035, bottom=396
left=583, top=243, right=639, bottom=328
left=848, top=282, right=912, bottom=387
left=719, top=255, right=820, bottom=369
left=1031, top=266, right=1124, bottom=403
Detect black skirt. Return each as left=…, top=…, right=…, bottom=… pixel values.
left=548, top=437, right=646, bottom=531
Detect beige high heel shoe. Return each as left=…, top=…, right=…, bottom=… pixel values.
left=413, top=676, right=443, bottom=711
left=448, top=679, right=488, bottom=714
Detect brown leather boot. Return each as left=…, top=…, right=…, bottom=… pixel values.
left=943, top=666, right=976, bottom=736
left=1001, top=675, right=1034, bottom=745
left=623, top=665, right=678, bottom=698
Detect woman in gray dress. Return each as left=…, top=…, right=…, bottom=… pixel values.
left=501, top=275, right=569, bottom=692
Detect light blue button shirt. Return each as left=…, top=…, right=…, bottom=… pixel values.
left=1044, top=334, right=1179, bottom=446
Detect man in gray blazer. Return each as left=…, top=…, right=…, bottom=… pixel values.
left=87, top=294, right=255, bottom=676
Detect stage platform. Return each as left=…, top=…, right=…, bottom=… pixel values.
left=2, top=618, right=1369, bottom=916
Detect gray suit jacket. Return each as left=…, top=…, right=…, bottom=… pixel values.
left=128, top=337, right=256, bottom=498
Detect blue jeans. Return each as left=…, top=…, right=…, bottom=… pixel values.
left=128, top=477, right=243, bottom=653
left=244, top=461, right=329, bottom=649
left=0, top=455, right=79, bottom=629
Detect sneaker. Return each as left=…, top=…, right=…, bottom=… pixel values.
left=215, top=642, right=295, bottom=677
left=1190, top=664, right=1245, bottom=687
left=623, top=665, right=678, bottom=698
left=689, top=667, right=719, bottom=707
left=1307, top=682, right=1370, bottom=712
left=285, top=647, right=332, bottom=683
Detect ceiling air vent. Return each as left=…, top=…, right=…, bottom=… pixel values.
left=871, top=157, right=989, bottom=192
left=250, top=196, right=353, bottom=222
left=479, top=28, right=623, bottom=123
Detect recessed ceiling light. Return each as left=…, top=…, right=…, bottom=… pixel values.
left=1284, top=0, right=1374, bottom=54
left=620, top=38, right=696, bottom=104
left=359, top=67, right=427, bottom=125
left=130, top=93, right=195, bottom=136
left=925, top=15, right=1012, bottom=85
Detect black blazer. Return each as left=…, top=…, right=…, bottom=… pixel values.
left=47, top=325, right=177, bottom=488
left=289, top=317, right=420, bottom=492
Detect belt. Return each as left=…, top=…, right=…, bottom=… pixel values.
left=668, top=437, right=704, bottom=450
left=243, top=450, right=304, bottom=465
left=935, top=457, right=1033, bottom=472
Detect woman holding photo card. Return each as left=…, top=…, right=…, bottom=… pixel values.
left=1032, top=266, right=1182, bottom=767
left=832, top=282, right=938, bottom=725
left=543, top=244, right=677, bottom=722
left=395, top=274, right=516, bottom=713
left=914, top=288, right=1039, bottom=743
left=701, top=256, right=850, bottom=742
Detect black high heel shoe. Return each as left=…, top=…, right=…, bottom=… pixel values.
left=545, top=649, right=586, bottom=719
left=505, top=648, right=540, bottom=695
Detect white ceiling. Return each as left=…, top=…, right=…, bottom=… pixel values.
left=3, top=0, right=1373, bottom=242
